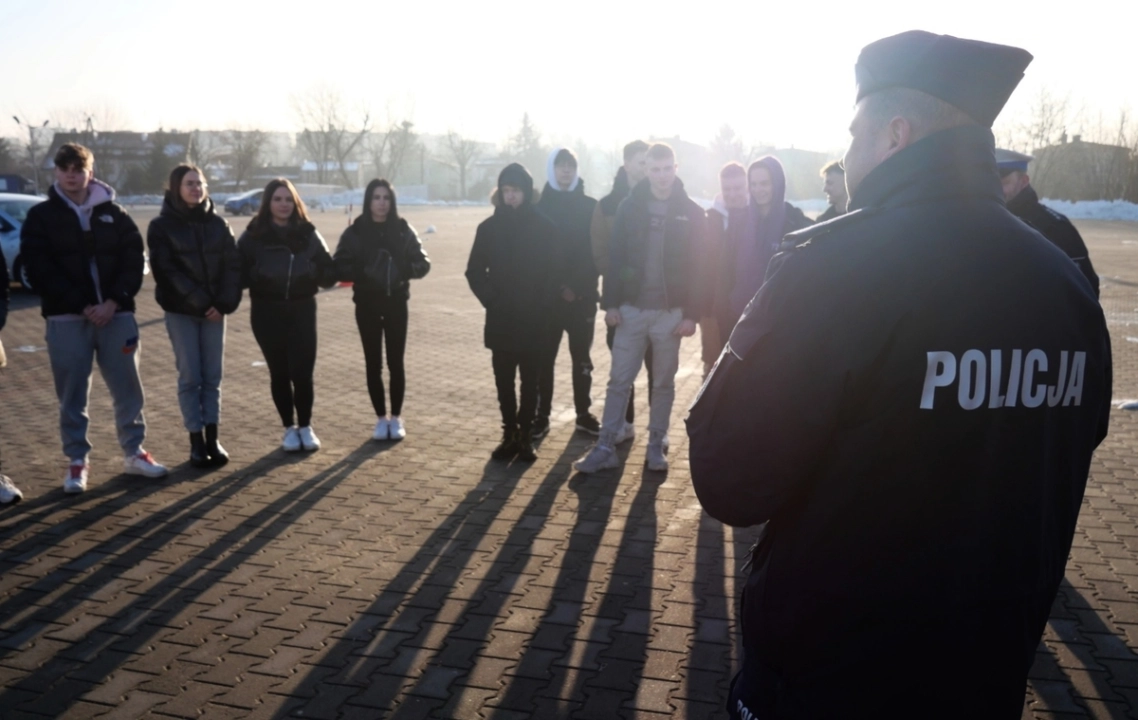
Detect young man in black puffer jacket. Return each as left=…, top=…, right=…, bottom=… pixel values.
left=534, top=147, right=599, bottom=439
left=20, top=143, right=169, bottom=493
left=466, top=163, right=560, bottom=462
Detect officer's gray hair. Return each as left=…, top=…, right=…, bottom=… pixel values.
left=864, top=88, right=977, bottom=139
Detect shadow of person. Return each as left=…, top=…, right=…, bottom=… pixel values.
left=0, top=441, right=389, bottom=718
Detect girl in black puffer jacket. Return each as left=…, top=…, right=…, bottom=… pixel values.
left=334, top=179, right=430, bottom=442
left=237, top=178, right=335, bottom=454
left=147, top=164, right=242, bottom=469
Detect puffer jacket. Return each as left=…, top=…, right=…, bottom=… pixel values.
left=19, top=183, right=144, bottom=317
left=236, top=219, right=335, bottom=302
left=147, top=195, right=242, bottom=316
left=334, top=215, right=430, bottom=302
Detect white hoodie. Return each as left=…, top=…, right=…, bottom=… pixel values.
left=545, top=147, right=580, bottom=193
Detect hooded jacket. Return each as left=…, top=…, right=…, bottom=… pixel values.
left=147, top=194, right=243, bottom=316
left=466, top=163, right=560, bottom=352
left=236, top=218, right=335, bottom=302
left=602, top=176, right=704, bottom=320
left=1008, top=184, right=1099, bottom=297
left=20, top=180, right=145, bottom=318
left=688, top=125, right=1111, bottom=715
left=537, top=150, right=599, bottom=304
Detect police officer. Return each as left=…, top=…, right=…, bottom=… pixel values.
left=997, top=148, right=1100, bottom=297
left=687, top=31, right=1112, bottom=718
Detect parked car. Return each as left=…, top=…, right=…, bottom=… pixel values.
left=0, top=192, right=150, bottom=293
left=0, top=192, right=46, bottom=290
left=224, top=189, right=262, bottom=215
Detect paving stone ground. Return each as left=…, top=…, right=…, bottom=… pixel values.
left=1, top=207, right=1137, bottom=719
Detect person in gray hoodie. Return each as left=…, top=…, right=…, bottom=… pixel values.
left=20, top=143, right=168, bottom=494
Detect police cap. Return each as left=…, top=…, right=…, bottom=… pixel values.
left=855, top=31, right=1033, bottom=127
left=995, top=148, right=1034, bottom=174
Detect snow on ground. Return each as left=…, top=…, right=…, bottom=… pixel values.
left=1040, top=199, right=1138, bottom=222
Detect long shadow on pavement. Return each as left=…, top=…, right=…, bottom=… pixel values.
left=0, top=442, right=387, bottom=717
left=273, top=445, right=549, bottom=717
left=1024, top=577, right=1138, bottom=718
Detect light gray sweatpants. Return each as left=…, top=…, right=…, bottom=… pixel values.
left=598, top=305, right=682, bottom=446
left=46, top=314, right=148, bottom=462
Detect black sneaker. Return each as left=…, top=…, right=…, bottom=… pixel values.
left=575, top=413, right=601, bottom=435
left=531, top=416, right=551, bottom=440
left=492, top=427, right=518, bottom=460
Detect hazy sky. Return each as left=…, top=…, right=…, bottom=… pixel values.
left=3, top=0, right=1133, bottom=155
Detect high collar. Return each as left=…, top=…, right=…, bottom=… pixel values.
left=161, top=193, right=215, bottom=222
left=848, top=125, right=1004, bottom=212
left=1006, top=183, right=1040, bottom=216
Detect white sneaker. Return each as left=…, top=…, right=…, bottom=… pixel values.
left=282, top=426, right=302, bottom=452
left=0, top=475, right=23, bottom=504
left=124, top=450, right=169, bottom=478
left=372, top=417, right=390, bottom=441
left=614, top=421, right=636, bottom=445
left=64, top=462, right=89, bottom=494
left=298, top=426, right=320, bottom=451
left=646, top=442, right=669, bottom=472
left=573, top=443, right=620, bottom=474
left=389, top=416, right=406, bottom=440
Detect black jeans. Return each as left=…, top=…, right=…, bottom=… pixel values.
left=492, top=349, right=540, bottom=433
left=355, top=297, right=409, bottom=417
left=250, top=297, right=317, bottom=427
left=606, top=322, right=652, bottom=423
left=537, top=300, right=596, bottom=419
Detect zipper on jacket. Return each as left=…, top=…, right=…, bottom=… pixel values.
left=285, top=254, right=295, bottom=300
left=386, top=258, right=392, bottom=297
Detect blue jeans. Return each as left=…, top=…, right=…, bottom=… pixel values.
left=46, top=314, right=148, bottom=461
left=165, top=312, right=226, bottom=432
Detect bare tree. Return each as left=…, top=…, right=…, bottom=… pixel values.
left=0, top=138, right=20, bottom=174
left=446, top=130, right=482, bottom=199
left=226, top=129, right=269, bottom=191
left=385, top=121, right=419, bottom=183
left=504, top=113, right=546, bottom=179
left=188, top=131, right=226, bottom=175
left=292, top=86, right=370, bottom=188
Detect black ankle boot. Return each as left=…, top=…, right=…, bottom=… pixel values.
left=204, top=424, right=229, bottom=467
left=515, top=429, right=537, bottom=462
left=190, top=430, right=209, bottom=468
left=491, top=425, right=518, bottom=460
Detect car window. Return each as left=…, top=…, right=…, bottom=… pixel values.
left=0, top=199, right=40, bottom=224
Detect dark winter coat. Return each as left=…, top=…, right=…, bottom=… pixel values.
left=537, top=180, right=599, bottom=305
left=687, top=125, right=1112, bottom=717
left=334, top=215, right=430, bottom=302
left=147, top=195, right=243, bottom=316
left=590, top=167, right=631, bottom=276
left=19, top=185, right=145, bottom=317
left=703, top=205, right=749, bottom=324
left=236, top=219, right=335, bottom=302
left=602, top=177, right=704, bottom=320
left=466, top=200, right=560, bottom=353
left=1008, top=184, right=1100, bottom=297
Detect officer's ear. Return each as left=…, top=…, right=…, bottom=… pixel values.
left=884, top=116, right=914, bottom=158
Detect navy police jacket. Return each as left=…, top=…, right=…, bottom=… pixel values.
left=687, top=126, right=1112, bottom=718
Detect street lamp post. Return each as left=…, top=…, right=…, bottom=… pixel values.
left=13, top=116, right=50, bottom=193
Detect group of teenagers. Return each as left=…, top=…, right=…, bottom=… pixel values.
left=0, top=141, right=430, bottom=502
left=465, top=140, right=843, bottom=471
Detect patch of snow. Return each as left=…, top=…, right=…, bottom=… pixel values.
left=424, top=225, right=437, bottom=234
left=1041, top=199, right=1138, bottom=223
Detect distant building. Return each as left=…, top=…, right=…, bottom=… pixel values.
left=1031, top=134, right=1135, bottom=202
left=43, top=130, right=191, bottom=192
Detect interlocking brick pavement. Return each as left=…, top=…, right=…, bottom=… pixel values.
left=1, top=208, right=1137, bottom=718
